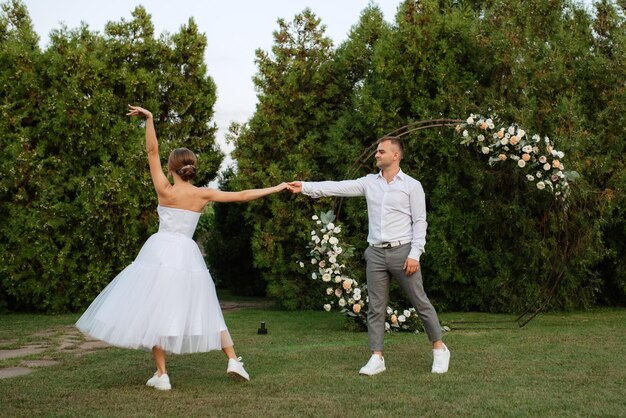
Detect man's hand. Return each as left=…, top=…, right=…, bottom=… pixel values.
left=403, top=257, right=420, bottom=276
left=288, top=181, right=302, bottom=194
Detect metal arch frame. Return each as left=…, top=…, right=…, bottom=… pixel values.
left=333, top=118, right=570, bottom=329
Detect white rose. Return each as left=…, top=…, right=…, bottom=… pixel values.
left=348, top=298, right=355, bottom=305
left=386, top=307, right=393, bottom=315
left=353, top=293, right=361, bottom=301
left=298, top=261, right=304, bottom=268
left=312, top=215, right=319, bottom=220
left=328, top=256, right=336, bottom=264
left=326, top=287, right=333, bottom=295
left=334, top=276, right=341, bottom=283
left=526, top=174, right=535, bottom=181
left=311, top=230, right=316, bottom=235
left=537, top=181, right=546, bottom=190
left=500, top=138, right=509, bottom=145
left=329, top=237, right=339, bottom=245
left=543, top=163, right=551, bottom=171
left=316, top=220, right=322, bottom=225
left=557, top=151, right=564, bottom=158
left=338, top=298, right=346, bottom=307
left=481, top=146, right=490, bottom=154
left=323, top=304, right=331, bottom=312
left=323, top=234, right=329, bottom=241
left=311, top=258, right=317, bottom=265
left=398, top=315, right=406, bottom=323
left=335, top=247, right=343, bottom=254
left=518, top=160, right=526, bottom=168
left=532, top=134, right=541, bottom=141
left=327, top=223, right=335, bottom=230
left=322, top=273, right=331, bottom=282
left=477, top=134, right=485, bottom=142
left=333, top=227, right=341, bottom=233
left=517, top=129, right=526, bottom=138
left=462, top=129, right=469, bottom=137
left=404, top=310, right=411, bottom=317
left=522, top=145, right=532, bottom=153
left=466, top=116, right=474, bottom=124
left=311, top=272, right=317, bottom=280
left=508, top=126, right=516, bottom=135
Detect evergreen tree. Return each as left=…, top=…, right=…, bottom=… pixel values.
left=0, top=2, right=221, bottom=312
left=230, top=9, right=349, bottom=308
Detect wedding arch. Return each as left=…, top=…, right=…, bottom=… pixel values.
left=303, top=116, right=576, bottom=330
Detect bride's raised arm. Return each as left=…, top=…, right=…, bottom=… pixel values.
left=127, top=105, right=171, bottom=197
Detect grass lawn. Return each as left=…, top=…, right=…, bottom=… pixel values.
left=1, top=308, right=625, bottom=417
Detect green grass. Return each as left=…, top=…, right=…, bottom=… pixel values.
left=1, top=309, right=625, bottom=417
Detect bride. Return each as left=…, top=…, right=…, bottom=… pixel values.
left=76, top=105, right=290, bottom=390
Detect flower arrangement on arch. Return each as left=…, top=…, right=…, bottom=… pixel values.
left=299, top=210, right=426, bottom=333
left=456, top=114, right=579, bottom=201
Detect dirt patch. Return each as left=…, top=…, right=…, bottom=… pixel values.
left=0, top=345, right=49, bottom=360
left=220, top=300, right=274, bottom=311
left=0, top=367, right=34, bottom=379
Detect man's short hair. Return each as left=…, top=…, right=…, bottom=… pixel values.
left=377, top=136, right=404, bottom=157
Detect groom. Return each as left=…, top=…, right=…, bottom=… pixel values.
left=289, top=136, right=450, bottom=375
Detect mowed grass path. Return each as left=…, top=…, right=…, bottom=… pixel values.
left=1, top=309, right=625, bottom=417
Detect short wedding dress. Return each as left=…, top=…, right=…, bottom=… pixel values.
left=76, top=205, right=233, bottom=354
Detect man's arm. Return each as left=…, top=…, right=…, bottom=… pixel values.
left=408, top=181, right=428, bottom=262
left=289, top=178, right=366, bottom=198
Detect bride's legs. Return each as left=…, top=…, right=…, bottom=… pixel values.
left=221, top=330, right=249, bottom=380
left=152, top=346, right=167, bottom=376
left=221, top=330, right=237, bottom=359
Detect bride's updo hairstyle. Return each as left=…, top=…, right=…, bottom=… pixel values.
left=168, top=148, right=197, bottom=181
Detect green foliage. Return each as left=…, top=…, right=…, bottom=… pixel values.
left=203, top=166, right=263, bottom=296
left=0, top=1, right=222, bottom=312
left=222, top=0, right=625, bottom=312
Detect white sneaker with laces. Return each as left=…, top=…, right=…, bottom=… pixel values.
left=431, top=344, right=450, bottom=374
left=359, top=354, right=386, bottom=376
left=146, top=372, right=159, bottom=387
left=227, top=357, right=250, bottom=381
left=146, top=372, right=171, bottom=390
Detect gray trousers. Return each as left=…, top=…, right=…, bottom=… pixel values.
left=364, top=243, right=442, bottom=351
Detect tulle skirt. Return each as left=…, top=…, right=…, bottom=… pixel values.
left=76, top=231, right=233, bottom=354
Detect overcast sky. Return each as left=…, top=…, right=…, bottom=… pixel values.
left=22, top=0, right=404, bottom=163
left=21, top=0, right=595, bottom=171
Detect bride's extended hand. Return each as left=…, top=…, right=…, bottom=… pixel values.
left=127, top=104, right=153, bottom=119
left=276, top=182, right=292, bottom=192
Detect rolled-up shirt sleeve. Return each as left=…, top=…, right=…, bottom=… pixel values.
left=408, top=181, right=428, bottom=261
left=301, top=178, right=366, bottom=198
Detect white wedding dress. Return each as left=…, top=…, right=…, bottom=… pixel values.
left=76, top=205, right=233, bottom=354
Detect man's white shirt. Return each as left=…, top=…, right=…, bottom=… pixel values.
left=301, top=169, right=427, bottom=261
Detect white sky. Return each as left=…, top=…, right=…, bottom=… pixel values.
left=21, top=0, right=596, bottom=173
left=21, top=0, right=404, bottom=167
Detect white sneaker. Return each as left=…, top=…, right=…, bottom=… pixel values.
left=359, top=354, right=386, bottom=376
left=431, top=344, right=450, bottom=374
left=146, top=372, right=171, bottom=390
left=227, top=357, right=250, bottom=381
